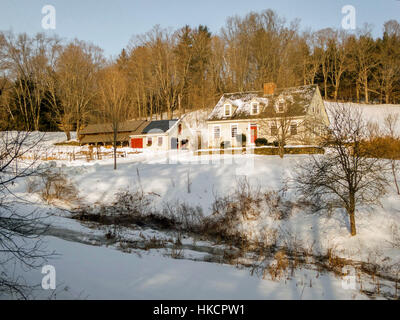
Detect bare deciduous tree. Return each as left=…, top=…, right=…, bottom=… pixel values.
left=383, top=113, right=400, bottom=195
left=294, top=104, right=388, bottom=236
left=98, top=66, right=131, bottom=170
left=259, top=102, right=303, bottom=158
left=1, top=32, right=60, bottom=131
left=54, top=41, right=103, bottom=138
left=0, top=131, right=51, bottom=299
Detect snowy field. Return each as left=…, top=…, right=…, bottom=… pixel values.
left=4, top=150, right=400, bottom=300
left=5, top=234, right=367, bottom=300
left=2, top=103, right=400, bottom=300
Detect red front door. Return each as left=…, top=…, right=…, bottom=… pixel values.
left=250, top=125, right=257, bottom=143
left=131, top=138, right=143, bottom=149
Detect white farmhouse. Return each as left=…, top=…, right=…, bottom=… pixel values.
left=206, top=83, right=330, bottom=148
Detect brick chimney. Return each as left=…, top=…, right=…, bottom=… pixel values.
left=263, top=83, right=277, bottom=95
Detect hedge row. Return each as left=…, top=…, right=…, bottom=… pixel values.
left=254, top=146, right=325, bottom=155
left=195, top=146, right=324, bottom=156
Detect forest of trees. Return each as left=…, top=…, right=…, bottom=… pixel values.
left=0, top=9, right=400, bottom=139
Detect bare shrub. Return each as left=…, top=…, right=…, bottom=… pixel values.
left=25, top=177, right=41, bottom=193
left=38, top=170, right=78, bottom=204
left=267, top=250, right=289, bottom=281
left=162, top=200, right=204, bottom=231
left=280, top=229, right=305, bottom=256
left=258, top=227, right=278, bottom=248
left=112, top=189, right=154, bottom=216
left=326, top=247, right=346, bottom=273
left=170, top=235, right=184, bottom=259
left=264, top=190, right=291, bottom=220
left=205, top=178, right=289, bottom=244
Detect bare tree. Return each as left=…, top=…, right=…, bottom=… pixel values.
left=348, top=27, right=378, bottom=104
left=1, top=32, right=60, bottom=131
left=136, top=26, right=180, bottom=120
left=315, top=28, right=334, bottom=100
left=383, top=113, right=400, bottom=195
left=98, top=66, right=131, bottom=170
left=294, top=104, right=388, bottom=236
left=376, top=21, right=400, bottom=104
left=259, top=102, right=303, bottom=158
left=0, top=131, right=52, bottom=299
left=54, top=41, right=103, bottom=138
left=327, top=30, right=349, bottom=101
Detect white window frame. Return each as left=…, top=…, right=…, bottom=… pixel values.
left=158, top=136, right=163, bottom=146
left=277, top=104, right=285, bottom=113
left=250, top=102, right=259, bottom=115
left=231, top=124, right=238, bottom=139
left=147, top=137, right=153, bottom=146
left=213, top=125, right=221, bottom=140
left=224, top=104, right=231, bottom=117
left=270, top=122, right=278, bottom=136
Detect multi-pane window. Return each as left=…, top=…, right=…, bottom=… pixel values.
left=251, top=103, right=259, bottom=115
left=147, top=137, right=152, bottom=146
left=158, top=136, right=163, bottom=146
left=224, top=104, right=231, bottom=116
left=271, top=124, right=278, bottom=136
left=290, top=123, right=298, bottom=136
left=231, top=125, right=238, bottom=138
left=214, top=126, right=221, bottom=139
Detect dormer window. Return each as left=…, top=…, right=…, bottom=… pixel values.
left=251, top=103, right=259, bottom=115
left=224, top=104, right=231, bottom=117
left=277, top=103, right=285, bottom=113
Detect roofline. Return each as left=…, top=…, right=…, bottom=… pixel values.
left=221, top=84, right=318, bottom=97
left=207, top=115, right=307, bottom=123
left=223, top=90, right=261, bottom=96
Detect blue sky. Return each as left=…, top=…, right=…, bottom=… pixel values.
left=1, top=0, right=399, bottom=58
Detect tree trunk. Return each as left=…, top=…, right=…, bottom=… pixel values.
left=113, top=130, right=117, bottom=170
left=364, top=77, right=369, bottom=104
left=167, top=100, right=172, bottom=120
left=348, top=194, right=357, bottom=236
left=279, top=146, right=284, bottom=159
left=178, top=93, right=182, bottom=118
left=392, top=161, right=400, bottom=195
left=279, top=140, right=284, bottom=159
left=356, top=82, right=360, bottom=103
left=65, top=130, right=71, bottom=141
left=76, top=118, right=81, bottom=138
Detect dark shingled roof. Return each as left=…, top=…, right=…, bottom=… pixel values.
left=141, top=120, right=178, bottom=134
left=80, top=120, right=148, bottom=135
left=80, top=133, right=132, bottom=144
left=208, top=85, right=319, bottom=121
left=79, top=120, right=149, bottom=144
